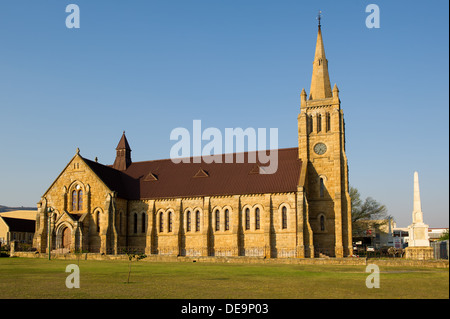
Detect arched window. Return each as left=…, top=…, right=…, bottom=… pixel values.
left=225, top=209, right=230, bottom=231
left=142, top=213, right=146, bottom=233
left=96, top=211, right=100, bottom=233
left=317, top=114, right=322, bottom=132
left=245, top=208, right=250, bottom=230
left=307, top=115, right=313, bottom=134
left=159, top=212, right=164, bottom=232
left=320, top=178, right=325, bottom=198
left=326, top=112, right=331, bottom=131
left=78, top=190, right=83, bottom=210
left=215, top=209, right=220, bottom=231
left=282, top=206, right=287, bottom=229
left=255, top=208, right=260, bottom=230
left=168, top=212, right=173, bottom=232
left=133, top=213, right=138, bottom=234
left=72, top=190, right=77, bottom=211
left=186, top=210, right=191, bottom=232
left=195, top=210, right=200, bottom=232
left=320, top=214, right=325, bottom=231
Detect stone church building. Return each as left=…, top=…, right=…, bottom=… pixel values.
left=33, top=24, right=352, bottom=258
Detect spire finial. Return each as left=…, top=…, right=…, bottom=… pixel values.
left=309, top=12, right=332, bottom=100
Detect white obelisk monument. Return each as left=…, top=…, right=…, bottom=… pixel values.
left=405, top=172, right=433, bottom=259
left=408, top=172, right=429, bottom=246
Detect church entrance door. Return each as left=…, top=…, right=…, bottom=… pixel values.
left=62, top=227, right=71, bottom=250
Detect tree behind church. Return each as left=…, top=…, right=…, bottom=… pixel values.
left=350, top=186, right=391, bottom=237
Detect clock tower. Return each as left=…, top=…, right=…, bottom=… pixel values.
left=297, top=22, right=352, bottom=257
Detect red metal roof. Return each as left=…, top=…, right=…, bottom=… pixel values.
left=84, top=147, right=302, bottom=200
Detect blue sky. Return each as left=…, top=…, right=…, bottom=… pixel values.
left=0, top=0, right=448, bottom=227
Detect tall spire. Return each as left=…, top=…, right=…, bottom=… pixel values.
left=113, top=131, right=132, bottom=170
left=309, top=15, right=332, bottom=100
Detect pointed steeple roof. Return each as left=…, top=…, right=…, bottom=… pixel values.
left=309, top=25, right=332, bottom=100
left=116, top=131, right=131, bottom=151
left=113, top=131, right=132, bottom=171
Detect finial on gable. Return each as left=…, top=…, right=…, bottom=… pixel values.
left=76, top=147, right=80, bottom=155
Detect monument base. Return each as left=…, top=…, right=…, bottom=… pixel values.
left=404, top=246, right=434, bottom=260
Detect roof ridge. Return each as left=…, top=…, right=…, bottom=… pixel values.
left=126, top=147, right=299, bottom=166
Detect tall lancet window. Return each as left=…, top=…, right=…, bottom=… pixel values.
left=319, top=178, right=325, bottom=198
left=320, top=215, right=326, bottom=231
left=142, top=213, right=146, bottom=233
left=225, top=209, right=230, bottom=231
left=326, top=112, right=331, bottom=131
left=78, top=190, right=83, bottom=210
left=186, top=210, right=191, bottom=232
left=195, top=210, right=200, bottom=232
left=159, top=212, right=164, bottom=233
left=133, top=213, right=138, bottom=234
left=317, top=114, right=322, bottom=132
left=97, top=211, right=101, bottom=233
left=245, top=208, right=250, bottom=230
left=168, top=212, right=173, bottom=233
left=215, top=209, right=220, bottom=231
left=308, top=115, right=313, bottom=134
left=72, top=190, right=77, bottom=211
left=255, top=208, right=260, bottom=230
left=282, top=206, right=288, bottom=230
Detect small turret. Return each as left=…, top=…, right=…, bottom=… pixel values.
left=332, top=83, right=339, bottom=100
left=300, top=88, right=307, bottom=108
left=112, top=131, right=132, bottom=171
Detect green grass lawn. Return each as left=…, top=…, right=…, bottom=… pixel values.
left=0, top=257, right=448, bottom=299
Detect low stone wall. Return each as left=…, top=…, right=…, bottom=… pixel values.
left=142, top=255, right=368, bottom=265
left=12, top=251, right=130, bottom=261
left=369, top=258, right=448, bottom=268
left=11, top=252, right=449, bottom=268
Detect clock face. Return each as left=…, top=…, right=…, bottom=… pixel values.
left=314, top=143, right=327, bottom=155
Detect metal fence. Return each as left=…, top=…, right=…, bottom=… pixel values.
left=353, top=247, right=404, bottom=258
left=11, top=242, right=36, bottom=252
left=431, top=240, right=449, bottom=259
